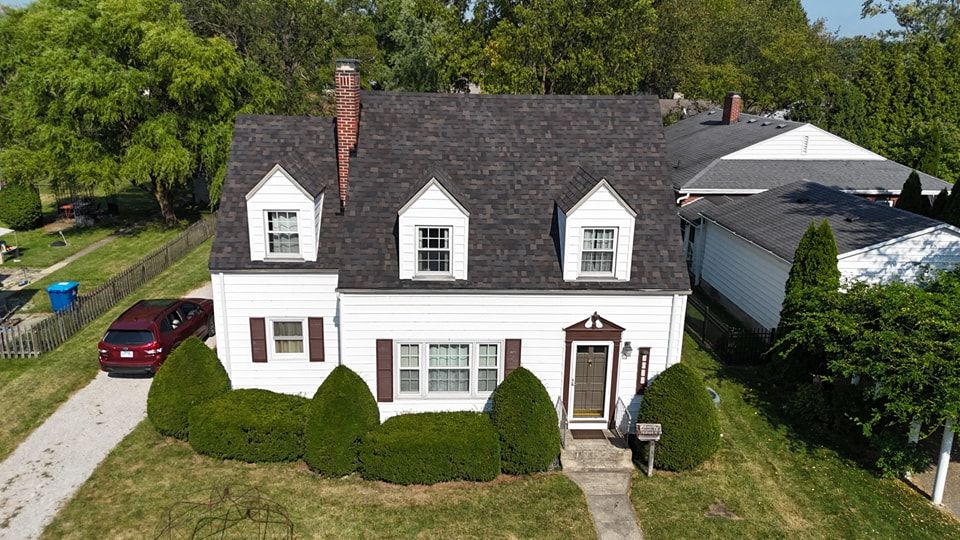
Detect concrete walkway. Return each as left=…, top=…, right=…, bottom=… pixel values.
left=0, top=282, right=213, bottom=539
left=33, top=235, right=118, bottom=280
left=566, top=471, right=643, bottom=540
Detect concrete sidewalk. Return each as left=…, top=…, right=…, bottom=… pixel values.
left=567, top=471, right=643, bottom=540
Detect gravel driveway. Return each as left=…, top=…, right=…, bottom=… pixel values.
left=0, top=282, right=213, bottom=539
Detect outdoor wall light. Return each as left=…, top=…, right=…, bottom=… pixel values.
left=622, top=341, right=633, bottom=358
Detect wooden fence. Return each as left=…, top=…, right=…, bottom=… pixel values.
left=685, top=295, right=777, bottom=365
left=0, top=216, right=216, bottom=358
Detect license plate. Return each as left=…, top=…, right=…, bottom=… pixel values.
left=120, top=350, right=133, bottom=358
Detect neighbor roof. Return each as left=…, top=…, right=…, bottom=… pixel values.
left=699, top=181, right=945, bottom=261
left=665, top=111, right=804, bottom=187
left=211, top=92, right=690, bottom=292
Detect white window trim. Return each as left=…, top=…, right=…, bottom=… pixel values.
left=567, top=340, right=615, bottom=423
left=264, top=210, right=303, bottom=259
left=395, top=340, right=504, bottom=399
left=414, top=225, right=454, bottom=277
left=267, top=318, right=309, bottom=360
left=579, top=227, right=618, bottom=277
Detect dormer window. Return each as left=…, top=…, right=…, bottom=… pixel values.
left=266, top=211, right=300, bottom=256
left=417, top=226, right=451, bottom=274
left=581, top=228, right=617, bottom=274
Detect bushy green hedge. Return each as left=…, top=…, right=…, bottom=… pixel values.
left=147, top=337, right=230, bottom=439
left=304, top=366, right=380, bottom=476
left=491, top=367, right=560, bottom=474
left=188, top=389, right=310, bottom=462
left=636, top=363, right=721, bottom=471
left=360, top=412, right=500, bottom=485
left=0, top=182, right=41, bottom=230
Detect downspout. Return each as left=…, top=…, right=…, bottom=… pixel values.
left=217, top=272, right=230, bottom=365
left=676, top=193, right=691, bottom=206
left=336, top=291, right=344, bottom=365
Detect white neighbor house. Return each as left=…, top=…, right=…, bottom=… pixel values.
left=209, top=60, right=691, bottom=431
left=684, top=181, right=960, bottom=329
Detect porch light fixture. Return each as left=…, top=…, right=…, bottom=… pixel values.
left=622, top=341, right=633, bottom=358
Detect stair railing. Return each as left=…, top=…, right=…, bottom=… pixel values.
left=614, top=397, right=633, bottom=441
left=555, top=397, right=569, bottom=448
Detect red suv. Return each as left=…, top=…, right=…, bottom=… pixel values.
left=98, top=298, right=215, bottom=374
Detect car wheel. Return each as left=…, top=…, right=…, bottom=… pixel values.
left=207, top=317, right=216, bottom=338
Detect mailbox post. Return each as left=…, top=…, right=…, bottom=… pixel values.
left=636, top=423, right=662, bottom=477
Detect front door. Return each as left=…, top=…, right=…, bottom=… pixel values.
left=573, top=345, right=609, bottom=419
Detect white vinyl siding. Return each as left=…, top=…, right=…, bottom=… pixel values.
left=398, top=181, right=469, bottom=280
left=246, top=167, right=318, bottom=262
left=723, top=124, right=885, bottom=161
left=837, top=227, right=960, bottom=284
left=563, top=183, right=635, bottom=281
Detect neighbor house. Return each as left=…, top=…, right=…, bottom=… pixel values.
left=208, top=60, right=690, bottom=431
left=686, top=181, right=960, bottom=329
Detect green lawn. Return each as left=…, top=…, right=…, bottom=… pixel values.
left=630, top=334, right=960, bottom=539
left=43, top=422, right=594, bottom=540
left=17, top=223, right=185, bottom=313
left=0, top=226, right=114, bottom=270
left=0, top=240, right=211, bottom=461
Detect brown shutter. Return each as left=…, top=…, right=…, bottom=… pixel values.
left=250, top=318, right=267, bottom=363
left=504, top=339, right=521, bottom=377
left=308, top=318, right=325, bottom=362
left=636, top=348, right=651, bottom=393
left=376, top=339, right=394, bottom=402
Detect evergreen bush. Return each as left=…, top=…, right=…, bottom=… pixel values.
left=490, top=367, right=560, bottom=474
left=0, top=182, right=42, bottom=230
left=147, top=337, right=230, bottom=439
left=359, top=412, right=500, bottom=485
left=188, top=389, right=310, bottom=462
left=636, top=363, right=721, bottom=471
left=895, top=171, right=931, bottom=216
left=931, top=188, right=950, bottom=220
left=304, top=366, right=380, bottom=476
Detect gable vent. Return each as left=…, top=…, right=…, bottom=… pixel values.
left=801, top=135, right=810, bottom=155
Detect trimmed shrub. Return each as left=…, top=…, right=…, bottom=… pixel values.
left=147, top=337, right=230, bottom=439
left=188, top=389, right=310, bottom=462
left=636, top=363, right=720, bottom=471
left=0, top=182, right=41, bottom=230
left=491, top=367, right=560, bottom=474
left=360, top=412, right=500, bottom=485
left=304, top=366, right=380, bottom=476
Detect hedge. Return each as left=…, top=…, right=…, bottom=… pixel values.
left=188, top=389, right=310, bottom=462
left=636, top=363, right=721, bottom=471
left=360, top=412, right=500, bottom=485
left=491, top=367, right=560, bottom=474
left=0, top=182, right=41, bottom=230
left=304, top=366, right=380, bottom=476
left=147, top=337, right=230, bottom=439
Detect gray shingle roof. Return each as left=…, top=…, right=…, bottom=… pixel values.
left=700, top=181, right=944, bottom=261
left=682, top=159, right=950, bottom=193
left=665, top=111, right=804, bottom=187
left=211, top=92, right=690, bottom=292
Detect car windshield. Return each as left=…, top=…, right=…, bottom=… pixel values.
left=103, top=330, right=155, bottom=346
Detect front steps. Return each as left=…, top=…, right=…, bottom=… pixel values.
left=560, top=430, right=634, bottom=472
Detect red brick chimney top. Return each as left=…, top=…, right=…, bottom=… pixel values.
left=722, top=92, right=741, bottom=125
left=335, top=59, right=360, bottom=211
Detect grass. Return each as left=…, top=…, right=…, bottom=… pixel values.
left=630, top=334, right=960, bottom=539
left=43, top=423, right=594, bottom=539
left=0, top=240, right=211, bottom=461
left=16, top=223, right=185, bottom=313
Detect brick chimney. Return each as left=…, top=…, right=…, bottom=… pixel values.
left=722, top=92, right=741, bottom=125
left=335, top=59, right=360, bottom=210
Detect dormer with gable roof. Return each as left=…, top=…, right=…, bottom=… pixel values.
left=397, top=167, right=469, bottom=280
left=558, top=168, right=637, bottom=282
left=245, top=162, right=325, bottom=262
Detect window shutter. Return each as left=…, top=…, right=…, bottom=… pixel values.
left=636, top=348, right=651, bottom=393
left=250, top=318, right=267, bottom=363
left=308, top=318, right=325, bottom=362
left=504, top=339, right=521, bottom=377
left=376, top=339, right=393, bottom=402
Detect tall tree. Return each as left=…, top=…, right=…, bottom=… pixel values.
left=480, top=0, right=657, bottom=94
left=0, top=0, right=279, bottom=222
left=895, top=170, right=932, bottom=215
left=862, top=0, right=960, bottom=40
left=931, top=188, right=950, bottom=219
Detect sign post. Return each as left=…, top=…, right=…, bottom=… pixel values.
left=635, top=423, right=662, bottom=477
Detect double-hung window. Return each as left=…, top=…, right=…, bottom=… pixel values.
left=580, top=228, right=616, bottom=274
left=272, top=321, right=304, bottom=354
left=397, top=342, right=501, bottom=397
left=417, top=227, right=451, bottom=274
left=266, top=211, right=300, bottom=256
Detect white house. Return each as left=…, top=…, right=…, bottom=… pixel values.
left=684, top=181, right=960, bottom=329
left=209, top=60, right=691, bottom=432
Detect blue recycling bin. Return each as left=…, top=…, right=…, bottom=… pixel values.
left=47, top=281, right=80, bottom=313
